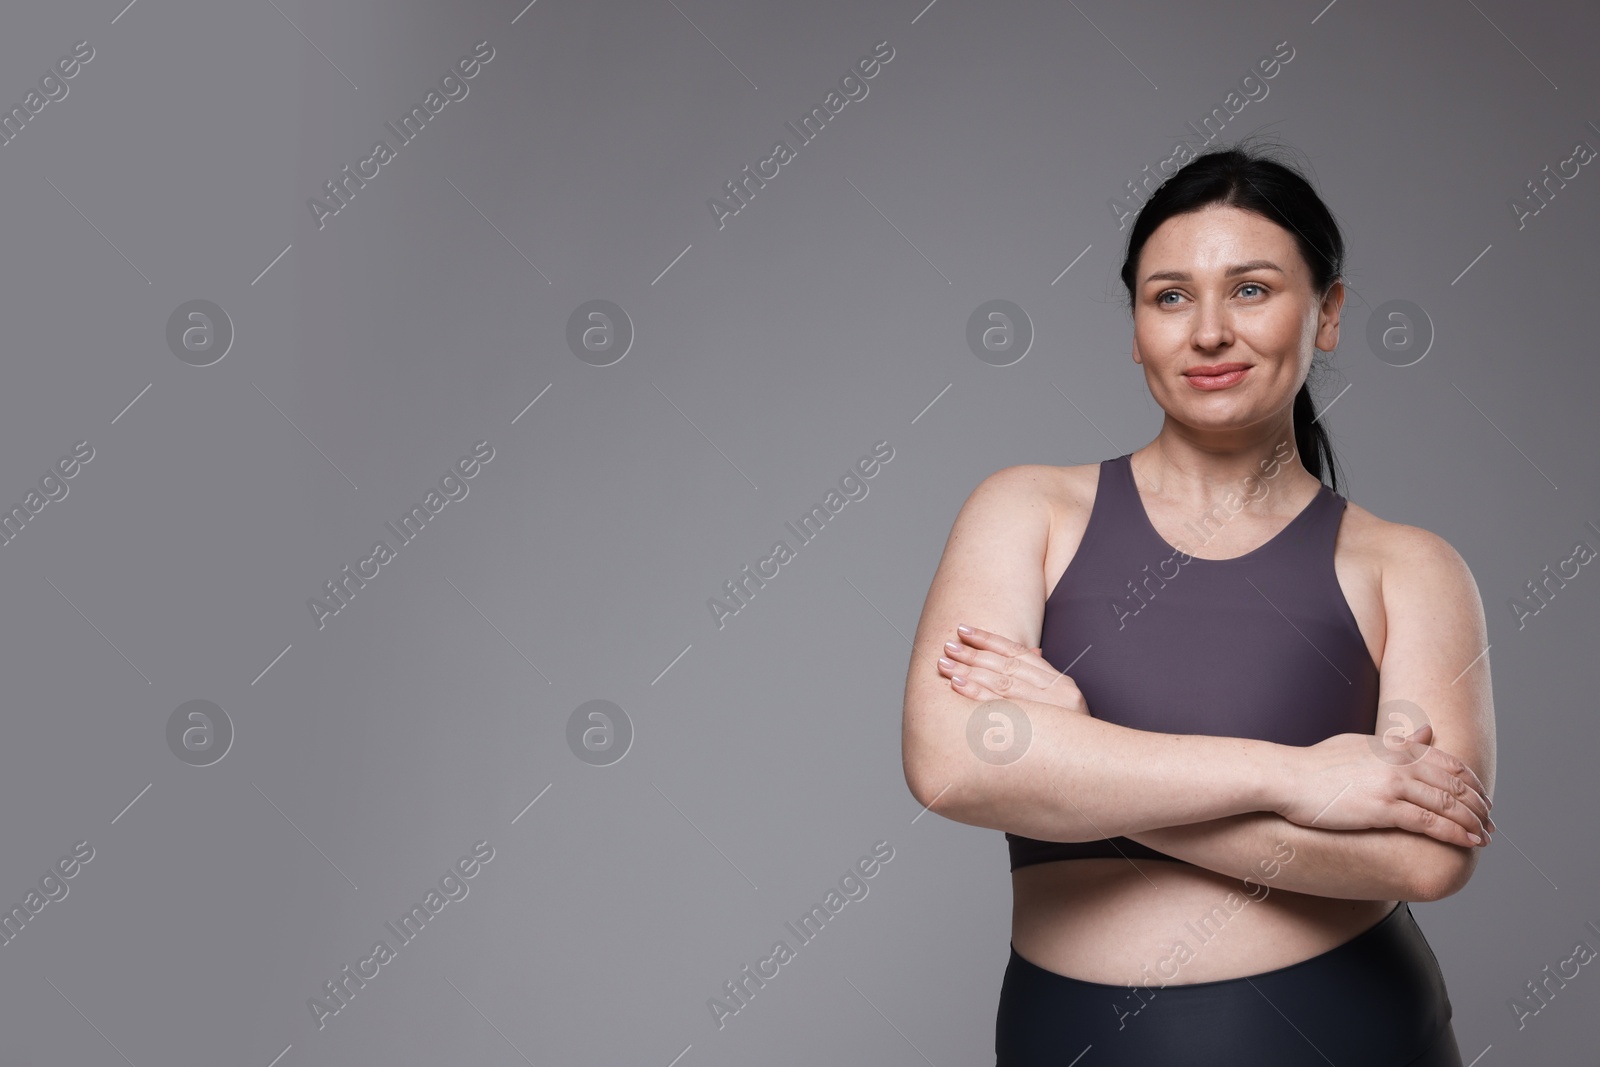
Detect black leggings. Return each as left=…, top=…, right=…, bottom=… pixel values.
left=996, top=901, right=1462, bottom=1066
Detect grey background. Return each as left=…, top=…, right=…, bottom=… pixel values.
left=0, top=0, right=1594, bottom=1063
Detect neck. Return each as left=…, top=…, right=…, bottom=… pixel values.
left=1130, top=426, right=1316, bottom=509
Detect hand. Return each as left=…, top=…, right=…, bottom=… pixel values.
left=937, top=624, right=1089, bottom=716
left=1274, top=724, right=1494, bottom=848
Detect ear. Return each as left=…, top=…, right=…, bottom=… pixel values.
left=1131, top=337, right=1143, bottom=366
left=1315, top=280, right=1344, bottom=352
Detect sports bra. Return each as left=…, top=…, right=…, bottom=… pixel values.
left=1006, top=452, right=1380, bottom=870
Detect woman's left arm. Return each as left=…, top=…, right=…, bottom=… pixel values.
left=1125, top=524, right=1498, bottom=901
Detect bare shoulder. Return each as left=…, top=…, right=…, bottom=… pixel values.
left=981, top=461, right=1093, bottom=491
left=1001, top=460, right=1104, bottom=601
left=1343, top=498, right=1495, bottom=825
left=989, top=460, right=1100, bottom=511
left=916, top=461, right=1102, bottom=642
left=904, top=464, right=1068, bottom=676
left=1339, top=498, right=1486, bottom=654
left=1325, top=497, right=1485, bottom=680
left=980, top=461, right=1101, bottom=537
left=1340, top=498, right=1478, bottom=590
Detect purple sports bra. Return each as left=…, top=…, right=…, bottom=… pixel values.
left=1006, top=452, right=1380, bottom=870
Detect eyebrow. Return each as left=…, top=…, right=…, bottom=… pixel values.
left=1142, top=260, right=1286, bottom=284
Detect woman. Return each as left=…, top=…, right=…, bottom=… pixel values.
left=901, top=143, right=1495, bottom=1066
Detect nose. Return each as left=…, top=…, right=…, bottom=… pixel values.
left=1191, top=298, right=1234, bottom=349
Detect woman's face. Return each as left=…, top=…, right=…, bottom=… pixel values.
left=1131, top=203, right=1341, bottom=436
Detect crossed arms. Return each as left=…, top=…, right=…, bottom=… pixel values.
left=901, top=466, right=1497, bottom=901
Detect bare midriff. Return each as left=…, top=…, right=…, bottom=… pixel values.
left=1011, top=857, right=1398, bottom=986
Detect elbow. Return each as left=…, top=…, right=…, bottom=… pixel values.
left=904, top=756, right=969, bottom=819
left=902, top=699, right=977, bottom=819
left=1409, top=844, right=1480, bottom=902
left=902, top=731, right=977, bottom=821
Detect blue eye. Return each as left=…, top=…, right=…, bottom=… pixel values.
left=1154, top=283, right=1265, bottom=305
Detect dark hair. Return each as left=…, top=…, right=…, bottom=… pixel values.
left=1117, top=139, right=1347, bottom=493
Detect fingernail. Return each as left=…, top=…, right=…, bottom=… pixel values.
left=1468, top=833, right=1482, bottom=845
left=957, top=625, right=974, bottom=635
left=945, top=642, right=961, bottom=654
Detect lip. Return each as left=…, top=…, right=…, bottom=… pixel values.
left=1183, top=363, right=1251, bottom=390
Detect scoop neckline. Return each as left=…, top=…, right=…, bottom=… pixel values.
left=1119, top=452, right=1329, bottom=564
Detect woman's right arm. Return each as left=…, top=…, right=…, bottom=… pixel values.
left=901, top=465, right=1287, bottom=840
